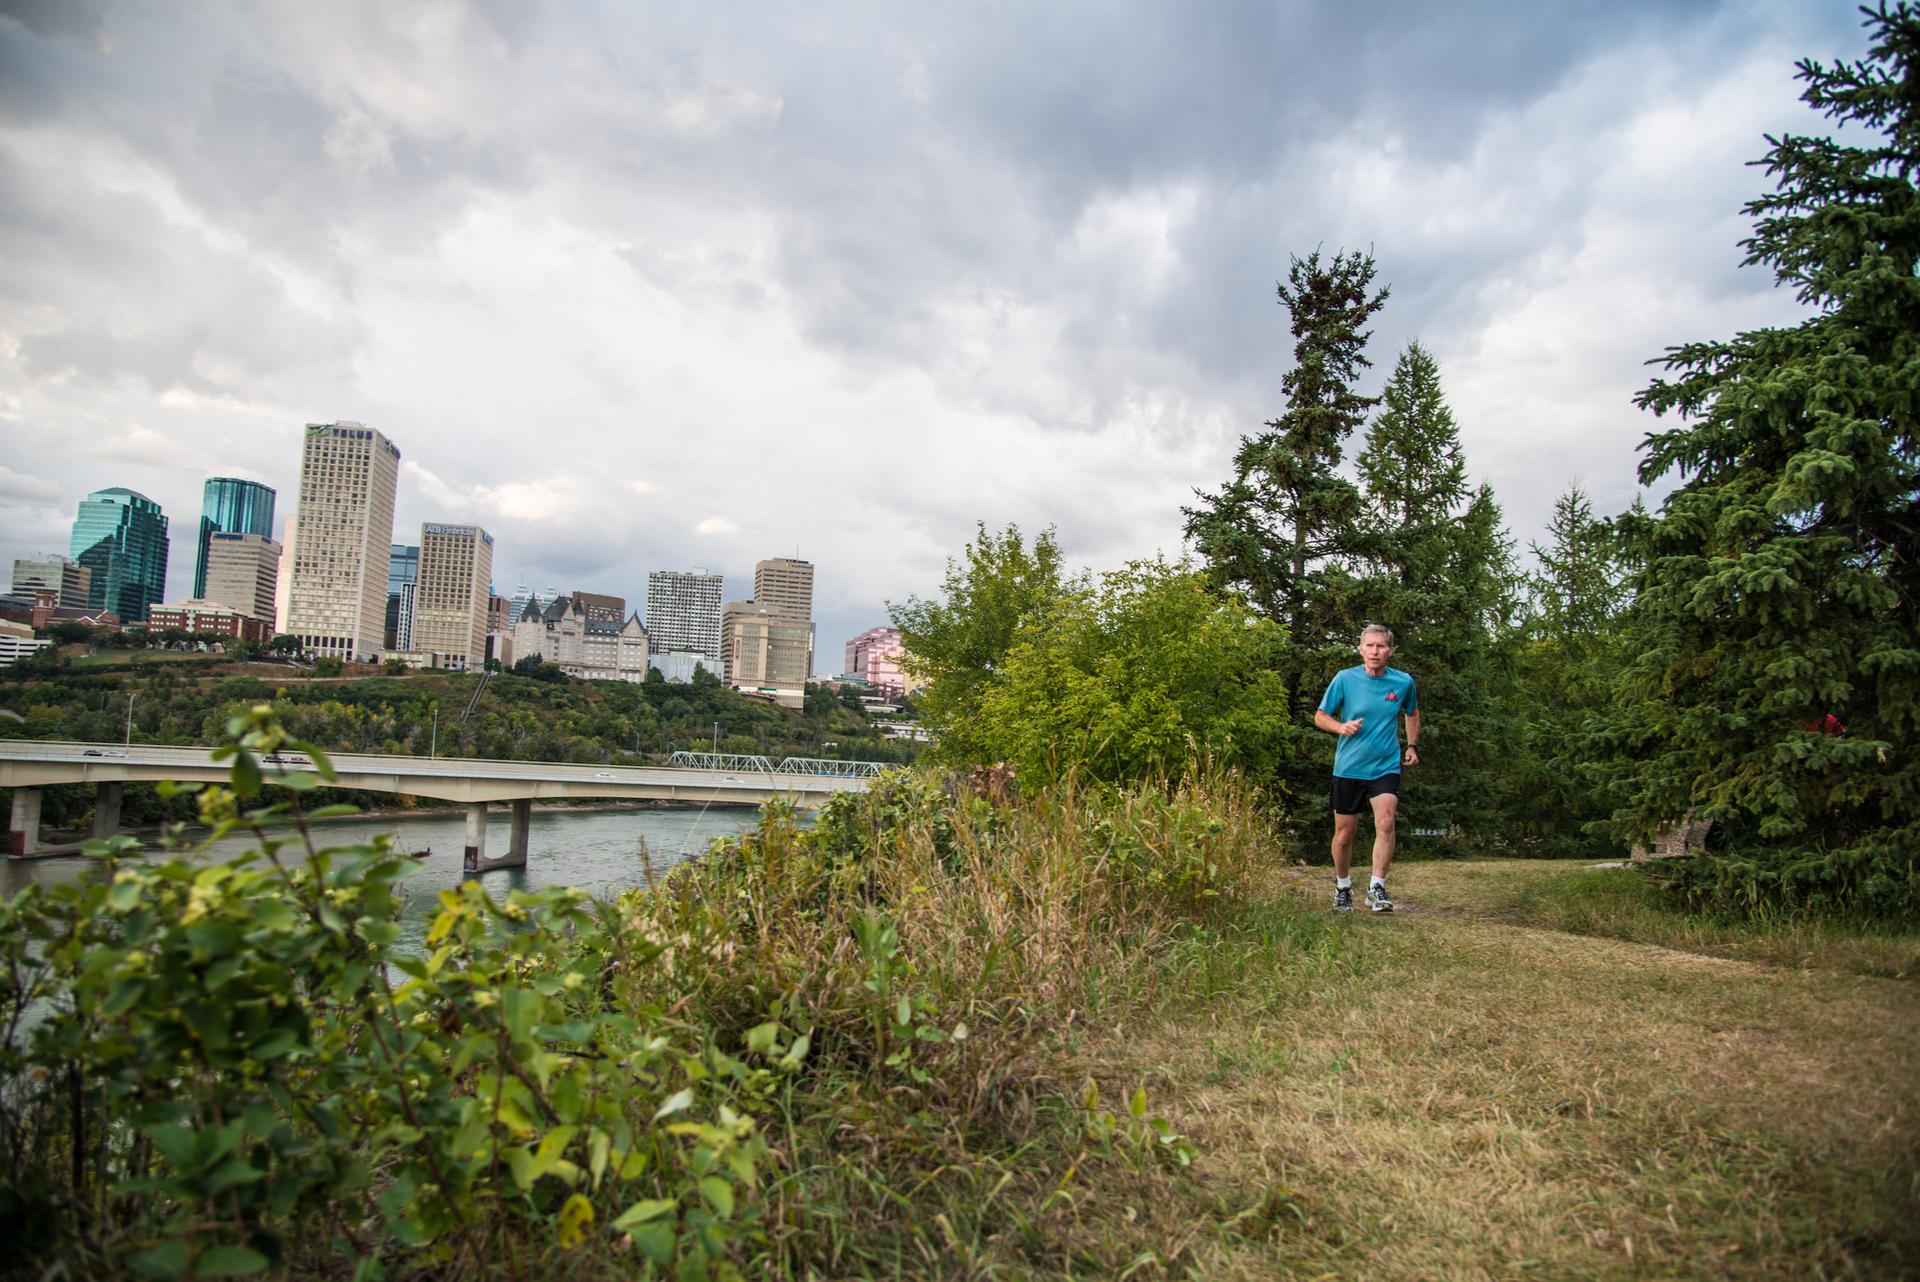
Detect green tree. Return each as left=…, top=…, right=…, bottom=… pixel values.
left=890, top=523, right=1070, bottom=765
left=1184, top=250, right=1389, bottom=816
left=1351, top=343, right=1520, bottom=845
left=1185, top=250, right=1387, bottom=640
left=974, top=560, right=1292, bottom=788
left=1504, top=487, right=1633, bottom=855
left=1602, top=4, right=1920, bottom=913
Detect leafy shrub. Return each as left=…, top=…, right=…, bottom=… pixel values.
left=0, top=707, right=782, bottom=1279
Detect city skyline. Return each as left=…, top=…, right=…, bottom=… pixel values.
left=0, top=3, right=1871, bottom=665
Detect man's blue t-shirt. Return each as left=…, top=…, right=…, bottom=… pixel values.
left=1318, top=665, right=1418, bottom=781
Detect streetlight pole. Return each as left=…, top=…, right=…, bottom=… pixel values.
left=430, top=705, right=439, bottom=759
left=124, top=692, right=135, bottom=746
left=712, top=721, right=719, bottom=754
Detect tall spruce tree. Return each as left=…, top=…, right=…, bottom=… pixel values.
left=1505, top=487, right=1633, bottom=855
left=1184, top=250, right=1389, bottom=808
left=1352, top=343, right=1519, bottom=847
left=1602, top=4, right=1920, bottom=913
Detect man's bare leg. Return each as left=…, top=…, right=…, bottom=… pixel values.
left=1331, top=811, right=1360, bottom=878
left=1367, top=792, right=1399, bottom=881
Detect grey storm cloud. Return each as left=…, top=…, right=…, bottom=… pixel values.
left=0, top=0, right=1875, bottom=663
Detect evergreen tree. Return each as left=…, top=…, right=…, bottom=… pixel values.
left=1183, top=250, right=1389, bottom=809
left=1505, top=487, right=1633, bottom=855
left=1602, top=4, right=1920, bottom=913
left=1352, top=343, right=1520, bottom=847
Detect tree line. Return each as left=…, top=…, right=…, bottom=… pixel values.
left=894, top=6, right=1919, bottom=917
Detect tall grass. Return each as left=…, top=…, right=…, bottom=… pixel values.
left=621, top=766, right=1330, bottom=1274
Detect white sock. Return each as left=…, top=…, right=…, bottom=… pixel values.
left=1335, top=876, right=1352, bottom=889
left=1371, top=877, right=1386, bottom=890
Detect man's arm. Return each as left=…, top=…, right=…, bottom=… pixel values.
left=1316, top=709, right=1362, bottom=737
left=1402, top=709, right=1421, bottom=766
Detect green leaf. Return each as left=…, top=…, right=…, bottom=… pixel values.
left=231, top=750, right=261, bottom=799
left=698, top=1175, right=735, bottom=1219
left=743, top=1021, right=779, bottom=1054
left=192, top=1244, right=270, bottom=1277
left=653, top=1088, right=694, bottom=1120
left=206, top=1157, right=265, bottom=1194
left=774, top=1033, right=810, bottom=1071
left=612, top=1198, right=678, bottom=1229
left=123, top=1240, right=190, bottom=1279
left=144, top=1123, right=199, bottom=1169
left=1129, top=1086, right=1148, bottom=1119
left=627, top=1221, right=675, bottom=1264
left=500, top=986, right=539, bottom=1040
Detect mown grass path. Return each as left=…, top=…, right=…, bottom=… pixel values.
left=1063, top=862, right=1918, bottom=1281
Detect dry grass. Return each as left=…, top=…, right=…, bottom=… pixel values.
left=1391, top=859, right=1920, bottom=980
left=977, top=863, right=1920, bottom=1281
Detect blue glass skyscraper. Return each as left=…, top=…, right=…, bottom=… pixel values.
left=385, top=543, right=419, bottom=651
left=194, top=477, right=276, bottom=599
left=68, top=488, right=169, bottom=623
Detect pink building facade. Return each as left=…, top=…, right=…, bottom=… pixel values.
left=845, top=625, right=907, bottom=698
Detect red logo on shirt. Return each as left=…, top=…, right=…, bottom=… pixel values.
left=1384, top=693, right=1398, bottom=702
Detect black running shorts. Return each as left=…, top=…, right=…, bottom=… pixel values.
left=1330, top=772, right=1401, bottom=815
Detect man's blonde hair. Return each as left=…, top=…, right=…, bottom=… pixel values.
left=1361, top=623, right=1396, bottom=647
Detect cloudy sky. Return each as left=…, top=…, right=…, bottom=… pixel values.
left=0, top=0, right=1870, bottom=668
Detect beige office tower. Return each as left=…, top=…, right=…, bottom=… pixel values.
left=412, top=523, right=494, bottom=670
left=201, top=532, right=281, bottom=621
left=285, top=422, right=400, bottom=660
left=753, top=556, right=814, bottom=675
left=725, top=602, right=809, bottom=708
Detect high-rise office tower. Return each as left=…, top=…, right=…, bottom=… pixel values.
left=201, top=532, right=281, bottom=621
left=10, top=556, right=91, bottom=608
left=285, top=421, right=400, bottom=661
left=412, top=523, right=493, bottom=670
left=644, top=569, right=723, bottom=657
left=845, top=626, right=908, bottom=698
left=194, top=478, right=276, bottom=599
left=724, top=602, right=809, bottom=707
left=385, top=544, right=419, bottom=651
left=68, top=488, right=169, bottom=623
left=753, top=556, right=815, bottom=676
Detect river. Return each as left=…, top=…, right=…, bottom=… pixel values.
left=0, top=803, right=768, bottom=954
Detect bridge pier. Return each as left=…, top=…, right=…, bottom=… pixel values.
left=507, top=798, right=532, bottom=865
left=92, top=781, right=124, bottom=841
left=462, top=800, right=529, bottom=873
left=7, top=787, right=42, bottom=858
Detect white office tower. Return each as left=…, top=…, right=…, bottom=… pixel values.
left=285, top=422, right=400, bottom=661
left=645, top=569, right=724, bottom=660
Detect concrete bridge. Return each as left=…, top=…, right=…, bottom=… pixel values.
left=0, top=741, right=874, bottom=871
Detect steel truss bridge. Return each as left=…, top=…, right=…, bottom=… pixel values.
left=666, top=752, right=892, bottom=779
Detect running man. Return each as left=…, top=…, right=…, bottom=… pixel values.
left=1314, top=623, right=1420, bottom=912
